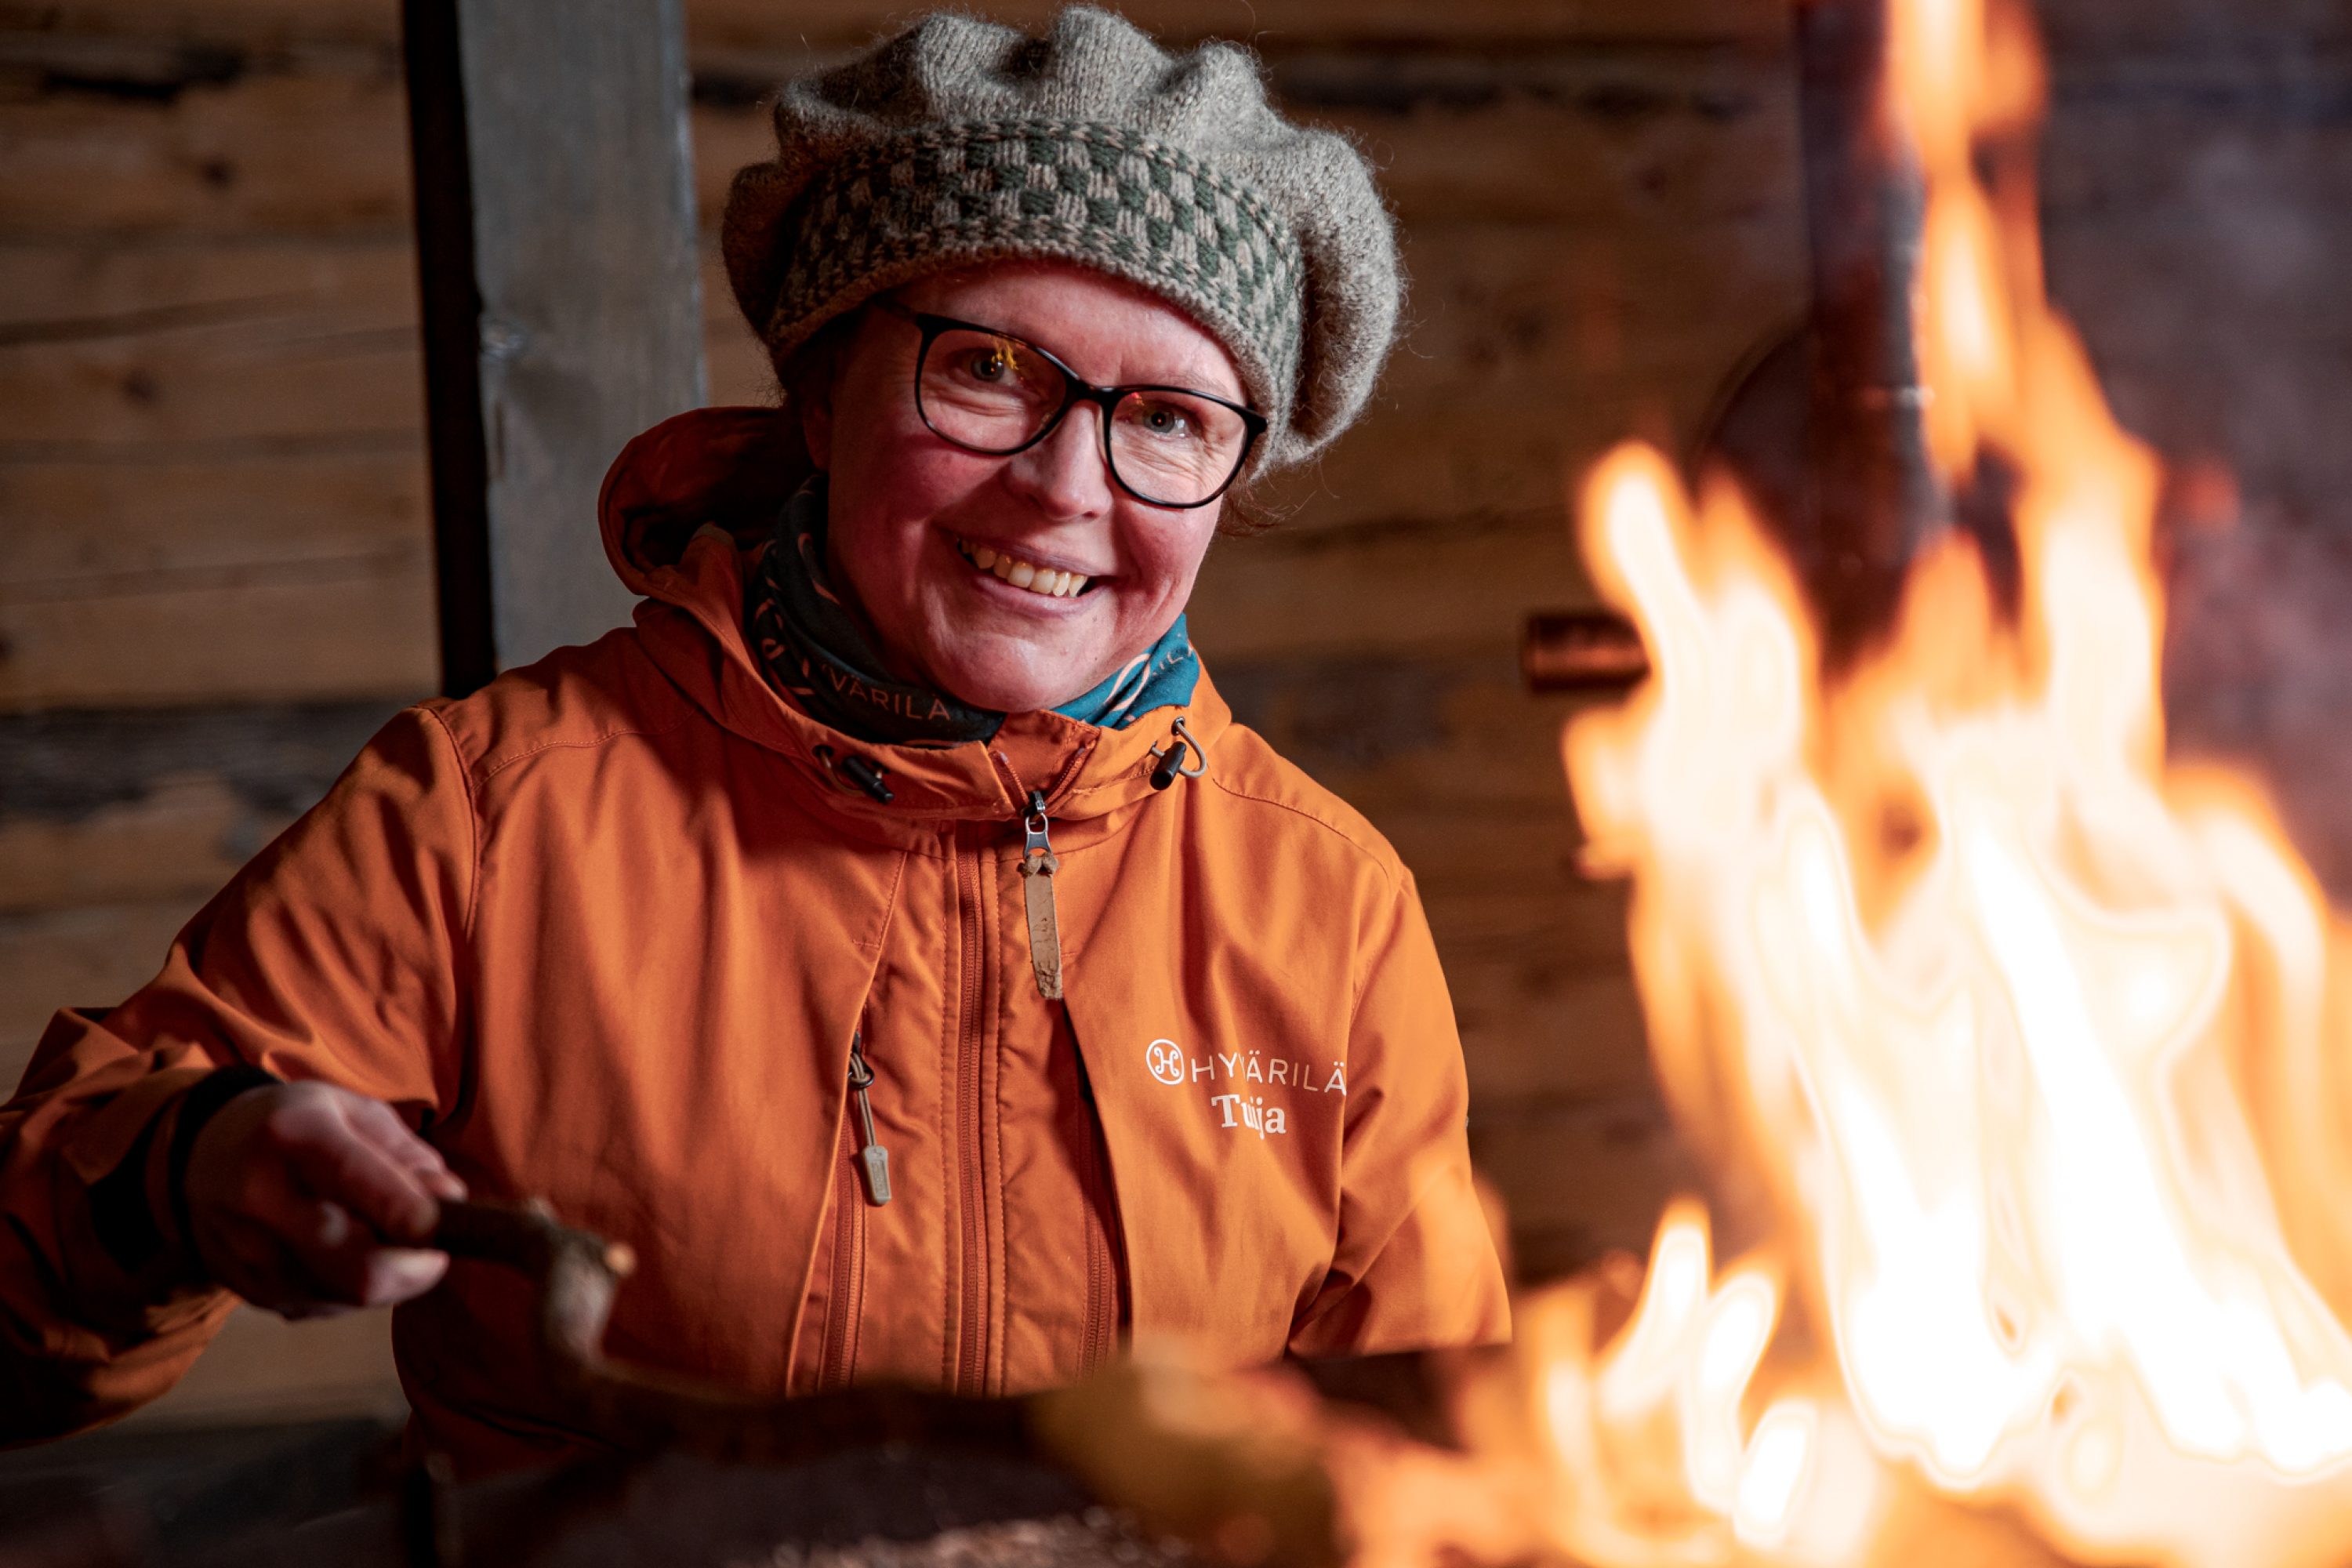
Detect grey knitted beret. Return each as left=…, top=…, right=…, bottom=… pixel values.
left=721, top=6, right=1400, bottom=473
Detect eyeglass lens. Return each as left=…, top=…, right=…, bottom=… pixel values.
left=916, top=326, right=1250, bottom=506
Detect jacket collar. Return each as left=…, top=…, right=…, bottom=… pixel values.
left=599, top=406, right=1230, bottom=829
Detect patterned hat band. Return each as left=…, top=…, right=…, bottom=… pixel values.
left=765, top=118, right=1308, bottom=452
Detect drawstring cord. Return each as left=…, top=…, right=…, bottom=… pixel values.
left=814, top=744, right=894, bottom=804
left=1148, top=716, right=1208, bottom=791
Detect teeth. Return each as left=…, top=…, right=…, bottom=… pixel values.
left=957, top=539, right=1091, bottom=601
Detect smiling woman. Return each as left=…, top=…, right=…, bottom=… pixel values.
left=0, top=5, right=1508, bottom=1476
left=795, top=266, right=1245, bottom=724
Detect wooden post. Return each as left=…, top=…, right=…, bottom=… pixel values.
left=401, top=0, right=706, bottom=697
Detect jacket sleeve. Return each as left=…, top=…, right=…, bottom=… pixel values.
left=1287, top=868, right=1511, bottom=1357
left=0, top=706, right=477, bottom=1441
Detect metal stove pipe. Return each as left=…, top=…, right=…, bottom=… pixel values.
left=1525, top=0, right=1945, bottom=692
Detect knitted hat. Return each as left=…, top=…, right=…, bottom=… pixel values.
left=721, top=6, right=1400, bottom=473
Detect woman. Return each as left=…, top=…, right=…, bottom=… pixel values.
left=0, top=7, right=1508, bottom=1472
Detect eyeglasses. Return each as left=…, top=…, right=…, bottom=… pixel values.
left=872, top=298, right=1265, bottom=510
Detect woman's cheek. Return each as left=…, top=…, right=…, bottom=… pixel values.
left=1120, top=509, right=1217, bottom=608
left=834, top=458, right=975, bottom=587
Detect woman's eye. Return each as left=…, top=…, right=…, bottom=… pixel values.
left=1134, top=403, right=1192, bottom=437
left=965, top=349, right=1008, bottom=383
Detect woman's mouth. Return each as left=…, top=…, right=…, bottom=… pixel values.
left=953, top=538, right=1094, bottom=599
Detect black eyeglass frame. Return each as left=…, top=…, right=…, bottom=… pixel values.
left=872, top=298, right=1267, bottom=510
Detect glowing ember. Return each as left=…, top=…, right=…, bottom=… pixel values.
left=1507, top=0, right=2352, bottom=1562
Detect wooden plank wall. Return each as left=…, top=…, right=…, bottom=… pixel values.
left=4, top=0, right=2347, bottom=1423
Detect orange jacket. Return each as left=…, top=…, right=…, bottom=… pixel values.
left=0, top=409, right=1508, bottom=1472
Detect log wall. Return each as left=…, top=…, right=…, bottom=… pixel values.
left=2, top=0, right=2347, bottom=1424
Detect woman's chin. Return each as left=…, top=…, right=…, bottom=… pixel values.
left=929, top=650, right=1098, bottom=716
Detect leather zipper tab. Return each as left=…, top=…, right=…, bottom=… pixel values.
left=847, top=1033, right=891, bottom=1206
left=1017, top=789, right=1065, bottom=1000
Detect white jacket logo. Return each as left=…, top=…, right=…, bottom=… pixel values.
left=1144, top=1038, right=1347, bottom=1139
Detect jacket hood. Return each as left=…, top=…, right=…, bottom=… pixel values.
left=600, top=405, right=817, bottom=591
left=593, top=406, right=1230, bottom=828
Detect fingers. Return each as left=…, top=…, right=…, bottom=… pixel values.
left=280, top=1092, right=456, bottom=1247
left=202, top=1160, right=455, bottom=1313
left=346, top=1094, right=467, bottom=1204
left=275, top=1195, right=453, bottom=1307
left=182, top=1080, right=466, bottom=1317
left=216, top=1215, right=450, bottom=1315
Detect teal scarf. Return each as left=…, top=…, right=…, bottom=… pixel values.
left=747, top=477, right=1200, bottom=746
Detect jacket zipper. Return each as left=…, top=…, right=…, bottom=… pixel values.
left=846, top=1031, right=891, bottom=1206
left=1081, top=1134, right=1120, bottom=1372
left=1073, top=1047, right=1123, bottom=1372
left=952, top=833, right=990, bottom=1396
left=819, top=1033, right=883, bottom=1390
left=1011, top=760, right=1119, bottom=1370
left=953, top=749, right=1092, bottom=1391
left=818, top=1112, right=865, bottom=1388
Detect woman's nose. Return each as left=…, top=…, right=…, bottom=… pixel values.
left=1001, top=402, right=1116, bottom=521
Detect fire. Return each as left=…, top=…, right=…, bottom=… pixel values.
left=1050, top=2, right=2352, bottom=1562
left=1524, top=0, right=2352, bottom=1563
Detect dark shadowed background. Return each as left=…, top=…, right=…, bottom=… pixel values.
left=2, top=0, right=2347, bottom=1425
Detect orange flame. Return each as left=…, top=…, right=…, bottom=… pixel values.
left=1530, top=0, right=2352, bottom=1563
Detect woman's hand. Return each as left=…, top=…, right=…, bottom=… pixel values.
left=182, top=1081, right=466, bottom=1317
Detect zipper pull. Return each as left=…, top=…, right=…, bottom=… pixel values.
left=1149, top=715, right=1207, bottom=791
left=1017, top=788, right=1065, bottom=1000
left=847, top=1033, right=891, bottom=1206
